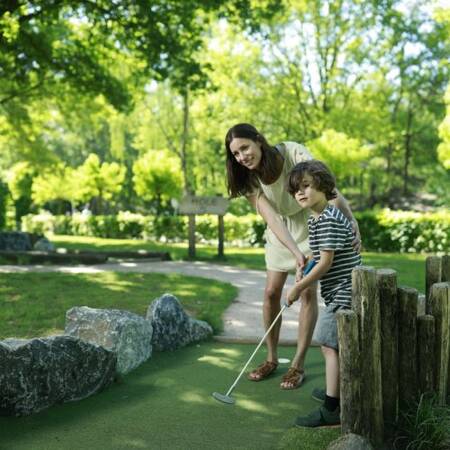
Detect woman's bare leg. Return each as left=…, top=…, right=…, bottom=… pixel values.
left=248, top=270, right=288, bottom=380
left=281, top=283, right=318, bottom=388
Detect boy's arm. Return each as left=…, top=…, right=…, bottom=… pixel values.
left=287, top=250, right=334, bottom=305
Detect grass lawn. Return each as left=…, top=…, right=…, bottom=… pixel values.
left=0, top=342, right=339, bottom=450
left=51, top=235, right=428, bottom=292
left=0, top=272, right=237, bottom=339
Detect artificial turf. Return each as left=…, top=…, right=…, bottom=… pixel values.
left=0, top=342, right=329, bottom=450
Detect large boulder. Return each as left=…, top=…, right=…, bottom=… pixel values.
left=0, top=232, right=32, bottom=251
left=33, top=237, right=55, bottom=252
left=147, top=293, right=213, bottom=351
left=327, top=433, right=374, bottom=450
left=0, top=336, right=116, bottom=416
left=65, top=306, right=153, bottom=375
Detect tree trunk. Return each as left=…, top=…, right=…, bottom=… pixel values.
left=403, top=105, right=413, bottom=195
left=181, top=89, right=193, bottom=195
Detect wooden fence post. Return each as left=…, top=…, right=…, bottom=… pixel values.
left=337, top=309, right=361, bottom=435
left=352, top=266, right=383, bottom=446
left=376, top=269, right=398, bottom=436
left=427, top=282, right=450, bottom=405
left=442, top=255, right=449, bottom=283
left=443, top=256, right=450, bottom=398
left=397, top=287, right=418, bottom=409
left=417, top=315, right=436, bottom=395
left=426, top=256, right=441, bottom=300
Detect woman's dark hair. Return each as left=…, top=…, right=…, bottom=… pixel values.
left=225, top=123, right=281, bottom=198
left=287, top=160, right=337, bottom=200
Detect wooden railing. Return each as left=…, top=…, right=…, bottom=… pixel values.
left=337, top=255, right=449, bottom=447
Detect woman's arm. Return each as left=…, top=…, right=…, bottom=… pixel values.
left=330, top=189, right=361, bottom=252
left=247, top=193, right=306, bottom=267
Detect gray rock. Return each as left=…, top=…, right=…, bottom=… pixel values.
left=65, top=306, right=153, bottom=375
left=327, top=433, right=374, bottom=450
left=147, top=293, right=213, bottom=351
left=33, top=237, right=55, bottom=252
left=0, top=336, right=116, bottom=416
left=0, top=232, right=32, bottom=251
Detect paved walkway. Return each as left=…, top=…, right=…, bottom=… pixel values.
left=0, top=260, right=324, bottom=345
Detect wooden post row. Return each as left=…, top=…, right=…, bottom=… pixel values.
left=442, top=255, right=450, bottom=398
left=376, top=269, right=398, bottom=437
left=351, top=266, right=384, bottom=447
left=417, top=315, right=435, bottom=395
left=397, top=286, right=418, bottom=409
left=337, top=309, right=361, bottom=435
left=427, top=282, right=450, bottom=405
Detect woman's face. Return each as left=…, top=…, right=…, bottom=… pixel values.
left=229, top=137, right=262, bottom=170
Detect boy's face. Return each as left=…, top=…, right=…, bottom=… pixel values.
left=293, top=174, right=327, bottom=210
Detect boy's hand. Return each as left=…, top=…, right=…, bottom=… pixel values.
left=287, top=285, right=302, bottom=305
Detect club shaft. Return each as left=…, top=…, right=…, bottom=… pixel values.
left=225, top=304, right=287, bottom=397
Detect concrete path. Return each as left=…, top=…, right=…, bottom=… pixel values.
left=0, top=260, right=324, bottom=345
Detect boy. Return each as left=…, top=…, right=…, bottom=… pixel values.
left=286, top=160, right=361, bottom=427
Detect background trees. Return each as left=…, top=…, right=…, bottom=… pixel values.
left=0, top=0, right=448, bottom=224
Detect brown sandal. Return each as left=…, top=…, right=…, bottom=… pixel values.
left=280, top=367, right=305, bottom=390
left=247, top=361, right=278, bottom=381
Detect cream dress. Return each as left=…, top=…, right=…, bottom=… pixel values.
left=253, top=141, right=313, bottom=272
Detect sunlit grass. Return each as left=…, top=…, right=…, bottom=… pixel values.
left=0, top=271, right=237, bottom=339
left=51, top=235, right=428, bottom=292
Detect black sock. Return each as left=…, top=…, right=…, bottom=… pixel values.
left=324, top=395, right=340, bottom=412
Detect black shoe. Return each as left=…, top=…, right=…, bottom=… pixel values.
left=311, top=387, right=326, bottom=403
left=294, top=405, right=340, bottom=428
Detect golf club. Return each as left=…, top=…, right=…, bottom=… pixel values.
left=212, top=302, right=288, bottom=404
left=212, top=258, right=317, bottom=405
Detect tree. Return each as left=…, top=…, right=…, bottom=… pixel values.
left=32, top=164, right=77, bottom=213
left=74, top=154, right=126, bottom=214
left=132, top=150, right=183, bottom=214
left=6, top=161, right=35, bottom=226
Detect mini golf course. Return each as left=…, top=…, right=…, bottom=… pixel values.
left=0, top=342, right=328, bottom=450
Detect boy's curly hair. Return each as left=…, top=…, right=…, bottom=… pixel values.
left=287, top=160, right=337, bottom=200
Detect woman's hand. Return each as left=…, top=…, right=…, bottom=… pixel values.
left=295, top=253, right=307, bottom=282
left=351, top=220, right=361, bottom=253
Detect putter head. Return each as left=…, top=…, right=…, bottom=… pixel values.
left=212, top=392, right=235, bottom=404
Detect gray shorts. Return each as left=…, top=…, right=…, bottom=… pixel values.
left=314, top=305, right=345, bottom=350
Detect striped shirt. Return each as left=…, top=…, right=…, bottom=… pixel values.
left=308, top=205, right=361, bottom=308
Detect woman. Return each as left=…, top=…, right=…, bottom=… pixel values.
left=225, top=123, right=360, bottom=389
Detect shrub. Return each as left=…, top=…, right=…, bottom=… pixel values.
left=394, top=394, right=450, bottom=450
left=21, top=209, right=450, bottom=253
left=355, top=209, right=450, bottom=253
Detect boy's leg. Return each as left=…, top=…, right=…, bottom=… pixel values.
left=323, top=345, right=339, bottom=399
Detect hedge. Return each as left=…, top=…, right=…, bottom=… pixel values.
left=21, top=209, right=449, bottom=253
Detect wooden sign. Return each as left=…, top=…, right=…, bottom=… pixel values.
left=179, top=196, right=229, bottom=215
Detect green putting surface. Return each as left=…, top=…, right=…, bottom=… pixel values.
left=0, top=342, right=326, bottom=450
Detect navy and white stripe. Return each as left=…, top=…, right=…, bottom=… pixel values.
left=308, top=205, right=361, bottom=308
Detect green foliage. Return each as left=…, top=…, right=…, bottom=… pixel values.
left=21, top=211, right=265, bottom=245
left=32, top=165, right=76, bottom=206
left=356, top=209, right=450, bottom=253
left=437, top=84, right=450, bottom=169
left=0, top=179, right=8, bottom=230
left=132, top=150, right=183, bottom=208
left=394, top=394, right=450, bottom=450
left=6, top=161, right=35, bottom=223
left=23, top=209, right=449, bottom=253
left=306, top=129, right=370, bottom=180
left=75, top=154, right=125, bottom=210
